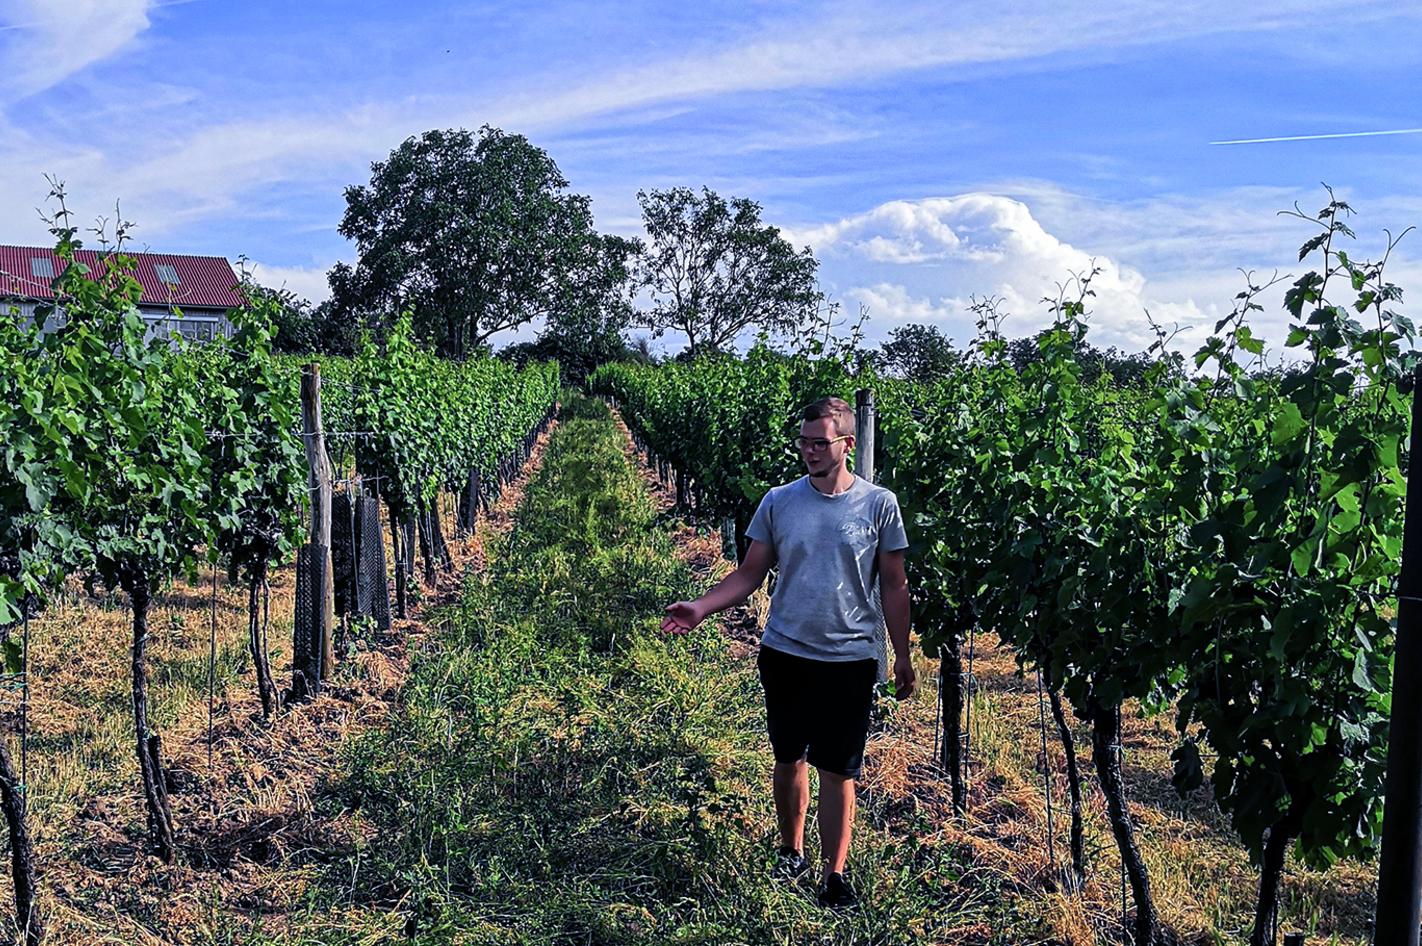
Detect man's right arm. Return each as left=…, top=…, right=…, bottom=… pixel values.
left=661, top=539, right=775, bottom=634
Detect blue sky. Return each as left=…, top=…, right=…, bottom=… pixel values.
left=1, top=0, right=1418, bottom=356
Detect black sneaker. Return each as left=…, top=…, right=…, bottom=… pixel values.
left=772, top=847, right=811, bottom=881
left=817, top=872, right=858, bottom=911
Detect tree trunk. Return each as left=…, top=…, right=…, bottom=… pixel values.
left=248, top=571, right=276, bottom=719
left=0, top=729, right=43, bottom=945
left=939, top=639, right=965, bottom=815
left=1092, top=701, right=1166, bottom=946
left=733, top=510, right=752, bottom=565
left=391, top=509, right=406, bottom=619
left=431, top=492, right=451, bottom=567
left=1250, top=797, right=1307, bottom=946
left=415, top=497, right=436, bottom=586
left=126, top=573, right=176, bottom=862
left=1047, top=678, right=1085, bottom=893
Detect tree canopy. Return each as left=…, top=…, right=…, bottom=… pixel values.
left=329, top=126, right=629, bottom=359
left=1006, top=329, right=1157, bottom=387
left=245, top=282, right=358, bottom=357
left=871, top=323, right=963, bottom=382
left=633, top=186, right=821, bottom=357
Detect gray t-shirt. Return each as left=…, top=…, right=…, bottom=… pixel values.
left=746, top=474, right=909, bottom=662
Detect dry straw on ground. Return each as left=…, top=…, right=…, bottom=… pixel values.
left=0, top=408, right=1378, bottom=945
left=616, top=407, right=1376, bottom=946
left=7, top=421, right=557, bottom=945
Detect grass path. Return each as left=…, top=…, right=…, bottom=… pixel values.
left=277, top=395, right=1005, bottom=945
left=5, top=389, right=1379, bottom=946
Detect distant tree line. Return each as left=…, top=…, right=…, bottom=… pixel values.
left=262, top=124, right=1161, bottom=383
left=864, top=321, right=1161, bottom=387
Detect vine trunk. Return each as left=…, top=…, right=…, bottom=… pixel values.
left=1046, top=672, right=1085, bottom=892
left=0, top=728, right=42, bottom=945
left=248, top=571, right=277, bottom=719
left=939, top=637, right=965, bottom=815
left=1091, top=700, right=1171, bottom=946
left=124, top=573, right=176, bottom=863
left=1250, top=795, right=1307, bottom=946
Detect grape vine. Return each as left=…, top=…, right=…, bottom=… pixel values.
left=590, top=192, right=1415, bottom=946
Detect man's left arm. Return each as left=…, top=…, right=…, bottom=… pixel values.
left=878, top=548, right=916, bottom=699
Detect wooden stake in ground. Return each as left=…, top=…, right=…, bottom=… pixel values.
left=301, top=364, right=336, bottom=682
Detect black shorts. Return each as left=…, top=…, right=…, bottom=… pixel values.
left=757, top=644, right=877, bottom=779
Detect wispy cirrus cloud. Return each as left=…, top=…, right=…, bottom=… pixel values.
left=490, top=0, right=1388, bottom=131
left=0, top=0, right=154, bottom=99
left=4, top=0, right=1401, bottom=241
left=0, top=0, right=1416, bottom=364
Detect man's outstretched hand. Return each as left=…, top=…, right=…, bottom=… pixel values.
left=893, top=654, right=917, bottom=701
left=662, top=601, right=704, bottom=635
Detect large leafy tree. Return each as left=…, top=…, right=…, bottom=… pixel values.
left=871, top=323, right=963, bottom=382
left=330, top=126, right=621, bottom=359
left=634, top=186, right=821, bottom=357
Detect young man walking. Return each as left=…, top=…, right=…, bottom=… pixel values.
left=661, top=396, right=916, bottom=910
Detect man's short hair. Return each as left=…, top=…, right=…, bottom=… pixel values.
left=801, top=396, right=855, bottom=437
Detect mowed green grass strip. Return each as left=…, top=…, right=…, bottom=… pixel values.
left=275, top=395, right=1009, bottom=945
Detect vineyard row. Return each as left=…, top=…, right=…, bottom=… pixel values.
left=590, top=198, right=1414, bottom=946
left=0, top=235, right=558, bottom=942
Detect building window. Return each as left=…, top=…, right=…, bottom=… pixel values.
left=30, top=257, right=53, bottom=279
left=155, top=264, right=179, bottom=285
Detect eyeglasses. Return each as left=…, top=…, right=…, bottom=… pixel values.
left=792, top=435, right=851, bottom=452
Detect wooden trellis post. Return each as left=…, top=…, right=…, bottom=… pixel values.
left=1374, top=365, right=1422, bottom=946
left=301, top=363, right=336, bottom=684
left=855, top=388, right=887, bottom=684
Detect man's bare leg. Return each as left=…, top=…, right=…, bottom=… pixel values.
left=772, top=759, right=809, bottom=853
left=818, top=769, right=854, bottom=880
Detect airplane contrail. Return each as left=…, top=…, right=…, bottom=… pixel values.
left=1212, top=128, right=1422, bottom=145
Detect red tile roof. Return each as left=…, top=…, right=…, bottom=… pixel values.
left=0, top=245, right=244, bottom=310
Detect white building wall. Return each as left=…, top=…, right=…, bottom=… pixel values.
left=3, top=298, right=234, bottom=343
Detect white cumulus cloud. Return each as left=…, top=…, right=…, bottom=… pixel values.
left=800, top=194, right=1216, bottom=351
left=244, top=261, right=333, bottom=305
left=845, top=284, right=959, bottom=326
